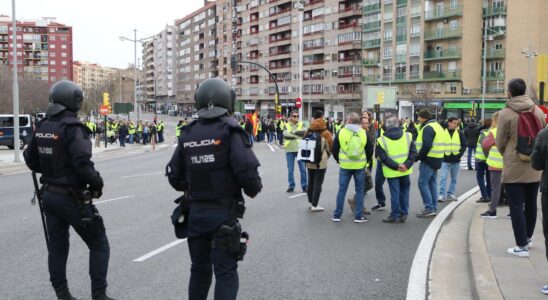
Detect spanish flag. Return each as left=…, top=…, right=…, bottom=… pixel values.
left=251, top=111, right=258, bottom=137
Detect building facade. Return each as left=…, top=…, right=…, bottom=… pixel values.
left=153, top=25, right=177, bottom=106
left=0, top=16, right=73, bottom=84
left=142, top=40, right=155, bottom=103
left=174, top=1, right=219, bottom=115
left=73, top=61, right=116, bottom=90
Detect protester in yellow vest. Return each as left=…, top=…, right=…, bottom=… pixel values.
left=475, top=118, right=493, bottom=203
left=332, top=113, right=368, bottom=223
left=157, top=121, right=165, bottom=143
left=415, top=108, right=445, bottom=218
left=438, top=117, right=466, bottom=203
left=128, top=121, right=136, bottom=144
left=480, top=112, right=503, bottom=218
left=136, top=121, right=143, bottom=143
left=283, top=110, right=307, bottom=193
left=376, top=117, right=417, bottom=223
left=176, top=120, right=184, bottom=141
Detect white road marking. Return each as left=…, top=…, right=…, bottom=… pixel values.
left=120, top=171, right=163, bottom=179
left=133, top=239, right=186, bottom=262
left=266, top=143, right=275, bottom=152
left=406, top=186, right=479, bottom=300
left=94, top=195, right=135, bottom=205
left=289, top=193, right=306, bottom=199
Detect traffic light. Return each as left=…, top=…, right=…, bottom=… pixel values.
left=377, top=91, right=385, bottom=104
left=276, top=105, right=282, bottom=113
left=103, top=92, right=110, bottom=106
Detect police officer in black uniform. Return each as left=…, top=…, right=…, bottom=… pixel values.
left=167, top=78, right=262, bottom=300
left=24, top=80, right=115, bottom=300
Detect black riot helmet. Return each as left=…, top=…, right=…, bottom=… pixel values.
left=45, top=80, right=84, bottom=116
left=194, top=78, right=236, bottom=119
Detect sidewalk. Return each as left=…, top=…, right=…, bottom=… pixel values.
left=429, top=193, right=548, bottom=299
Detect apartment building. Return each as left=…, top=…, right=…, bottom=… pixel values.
left=73, top=61, right=116, bottom=90
left=142, top=40, right=155, bottom=103
left=363, top=0, right=548, bottom=120
left=0, top=16, right=73, bottom=84
left=234, top=0, right=364, bottom=118
left=215, top=0, right=239, bottom=86
left=153, top=25, right=177, bottom=106
left=174, top=1, right=219, bottom=114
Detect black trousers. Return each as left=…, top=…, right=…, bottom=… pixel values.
left=506, top=182, right=539, bottom=247
left=307, top=168, right=326, bottom=207
left=188, top=232, right=239, bottom=300
left=542, top=192, right=548, bottom=261
left=42, top=191, right=110, bottom=294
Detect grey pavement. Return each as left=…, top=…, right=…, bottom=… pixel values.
left=0, top=140, right=480, bottom=299
left=430, top=191, right=548, bottom=299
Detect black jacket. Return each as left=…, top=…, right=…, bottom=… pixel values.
left=464, top=123, right=480, bottom=147
left=416, top=119, right=443, bottom=170
left=531, top=128, right=548, bottom=192
left=443, top=129, right=466, bottom=163
left=376, top=127, right=417, bottom=171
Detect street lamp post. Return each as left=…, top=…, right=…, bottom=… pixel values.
left=521, top=42, right=538, bottom=98
left=11, top=0, right=20, bottom=162
left=481, top=26, right=504, bottom=121
left=119, top=30, right=153, bottom=122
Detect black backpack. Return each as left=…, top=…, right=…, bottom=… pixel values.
left=299, top=130, right=325, bottom=164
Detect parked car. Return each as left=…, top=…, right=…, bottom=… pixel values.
left=0, top=114, right=33, bottom=149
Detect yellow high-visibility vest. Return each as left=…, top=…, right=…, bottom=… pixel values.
left=416, top=122, right=445, bottom=158
left=486, top=128, right=503, bottom=169
left=377, top=132, right=413, bottom=178
left=443, top=129, right=460, bottom=156
left=338, top=127, right=367, bottom=169
left=475, top=130, right=488, bottom=161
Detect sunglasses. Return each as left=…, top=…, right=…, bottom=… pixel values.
left=292, top=115, right=299, bottom=117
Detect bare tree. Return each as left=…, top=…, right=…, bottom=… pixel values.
left=0, top=67, right=50, bottom=114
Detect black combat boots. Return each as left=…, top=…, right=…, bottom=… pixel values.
left=92, top=289, right=116, bottom=300
left=55, top=287, right=79, bottom=300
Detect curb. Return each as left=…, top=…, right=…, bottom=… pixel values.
left=406, top=186, right=480, bottom=300
left=468, top=205, right=504, bottom=300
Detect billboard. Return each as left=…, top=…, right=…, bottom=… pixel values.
left=363, top=86, right=398, bottom=110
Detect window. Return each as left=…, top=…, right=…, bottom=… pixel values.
left=50, top=52, right=55, bottom=57
left=61, top=61, right=67, bottom=65
left=61, top=68, right=67, bottom=73
left=50, top=68, right=56, bottom=72
left=449, top=20, right=458, bottom=31
left=448, top=61, right=457, bottom=72
left=410, top=24, right=420, bottom=37
left=383, top=47, right=393, bottom=58
left=61, top=44, right=67, bottom=49
left=61, top=53, right=67, bottom=57
left=410, top=43, right=420, bottom=56
left=60, top=36, right=67, bottom=41
left=50, top=60, right=56, bottom=65
left=384, top=29, right=392, bottom=40
left=50, top=44, right=55, bottom=49
left=448, top=82, right=457, bottom=94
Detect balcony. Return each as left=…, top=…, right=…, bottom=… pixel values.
left=486, top=70, right=505, bottom=81
left=424, top=29, right=462, bottom=41
left=363, top=3, right=381, bottom=13
left=338, top=73, right=362, bottom=78
left=483, top=49, right=506, bottom=59
left=303, top=60, right=324, bottom=66
left=396, top=0, right=407, bottom=6
left=339, top=22, right=359, bottom=30
left=425, top=6, right=463, bottom=21
left=338, top=56, right=361, bottom=62
left=363, top=74, right=380, bottom=83
left=363, top=39, right=381, bottom=49
left=395, top=55, right=406, bottom=64
left=423, top=48, right=461, bottom=61
left=363, top=21, right=381, bottom=32
left=363, top=58, right=380, bottom=66
left=394, top=73, right=406, bottom=81
left=485, top=88, right=505, bottom=94
left=423, top=70, right=461, bottom=81
left=483, top=5, right=507, bottom=17
left=308, top=0, right=324, bottom=4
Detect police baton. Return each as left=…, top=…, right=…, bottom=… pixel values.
left=30, top=172, right=49, bottom=250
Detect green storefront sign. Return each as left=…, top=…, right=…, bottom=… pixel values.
left=443, top=102, right=506, bottom=110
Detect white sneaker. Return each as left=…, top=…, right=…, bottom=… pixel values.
left=437, top=195, right=446, bottom=203
left=310, top=206, right=324, bottom=212
left=527, top=237, right=534, bottom=249
left=507, top=246, right=529, bottom=258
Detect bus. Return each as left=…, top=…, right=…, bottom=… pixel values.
left=0, top=114, right=33, bottom=149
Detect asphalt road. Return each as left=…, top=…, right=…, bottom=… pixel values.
left=0, top=141, right=478, bottom=300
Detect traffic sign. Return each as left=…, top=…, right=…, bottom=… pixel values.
left=99, top=105, right=111, bottom=116
left=295, top=97, right=302, bottom=109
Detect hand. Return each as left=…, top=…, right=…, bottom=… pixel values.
left=398, top=164, right=408, bottom=172
left=89, top=173, right=104, bottom=198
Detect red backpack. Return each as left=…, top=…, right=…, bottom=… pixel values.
left=516, top=109, right=543, bottom=161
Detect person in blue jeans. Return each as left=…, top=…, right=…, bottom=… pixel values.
left=376, top=117, right=417, bottom=223
left=475, top=120, right=492, bottom=202
left=283, top=111, right=307, bottom=192
left=415, top=109, right=444, bottom=218
left=331, top=113, right=368, bottom=223
left=438, top=117, right=466, bottom=202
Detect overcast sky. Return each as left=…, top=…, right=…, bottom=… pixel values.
left=0, top=0, right=205, bottom=68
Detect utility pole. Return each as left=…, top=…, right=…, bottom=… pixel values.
left=521, top=42, right=538, bottom=98
left=297, top=0, right=304, bottom=121
left=12, top=0, right=20, bottom=162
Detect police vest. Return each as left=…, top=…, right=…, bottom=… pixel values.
left=416, top=122, right=445, bottom=158
left=377, top=132, right=413, bottom=178
left=181, top=117, right=241, bottom=203
left=444, top=129, right=460, bottom=156
left=34, top=114, right=88, bottom=187
left=283, top=121, right=304, bottom=148
left=486, top=128, right=503, bottom=169
left=338, top=127, right=367, bottom=169
left=475, top=130, right=488, bottom=161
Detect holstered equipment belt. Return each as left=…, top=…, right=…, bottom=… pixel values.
left=42, top=184, right=72, bottom=196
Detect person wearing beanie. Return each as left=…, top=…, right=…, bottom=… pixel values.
left=415, top=108, right=445, bottom=218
